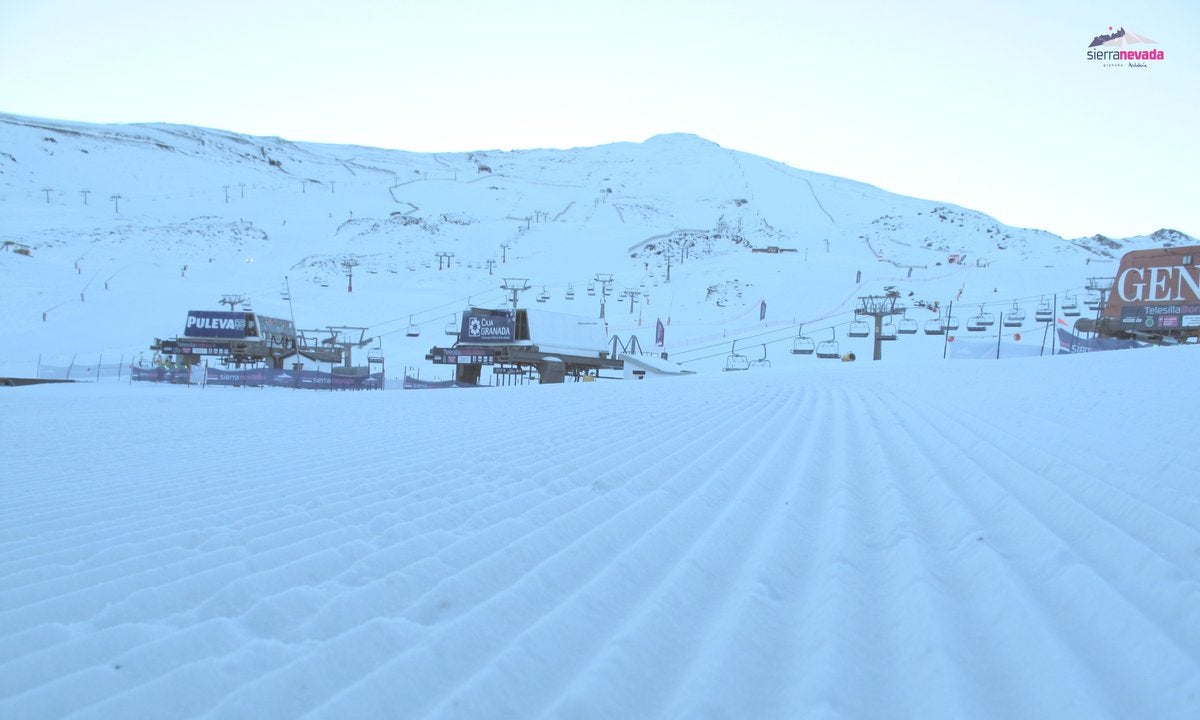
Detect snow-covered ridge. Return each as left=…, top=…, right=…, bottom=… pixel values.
left=0, top=111, right=1192, bottom=376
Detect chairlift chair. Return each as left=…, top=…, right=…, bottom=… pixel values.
left=924, top=316, right=946, bottom=335
left=848, top=318, right=870, bottom=338
left=749, top=344, right=771, bottom=368
left=1004, top=301, right=1025, bottom=327
left=974, top=305, right=995, bottom=327
left=723, top=341, right=750, bottom=371
left=565, top=284, right=575, bottom=300
left=1062, top=294, right=1080, bottom=316
left=897, top=313, right=918, bottom=335
left=445, top=315, right=459, bottom=336
left=942, top=315, right=960, bottom=331
left=816, top=329, right=840, bottom=359
left=1085, top=291, right=1101, bottom=310
left=406, top=316, right=420, bottom=337
left=587, top=281, right=596, bottom=297
left=790, top=325, right=815, bottom=355
left=537, top=286, right=550, bottom=303
left=879, top=320, right=898, bottom=341
left=1035, top=297, right=1053, bottom=323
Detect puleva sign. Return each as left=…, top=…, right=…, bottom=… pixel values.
left=184, top=311, right=247, bottom=338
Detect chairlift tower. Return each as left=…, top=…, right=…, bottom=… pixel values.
left=594, top=273, right=614, bottom=319
left=324, top=326, right=373, bottom=368
left=501, top=278, right=530, bottom=309
left=623, top=288, right=641, bottom=314
left=219, top=294, right=248, bottom=311
left=1086, top=276, right=1115, bottom=339
left=341, top=259, right=358, bottom=293
left=855, top=294, right=905, bottom=361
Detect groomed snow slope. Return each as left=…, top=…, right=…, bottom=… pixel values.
left=2, top=345, right=1198, bottom=719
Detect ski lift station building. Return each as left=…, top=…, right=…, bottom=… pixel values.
left=426, top=307, right=622, bottom=384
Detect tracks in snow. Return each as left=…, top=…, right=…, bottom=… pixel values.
left=1, top=367, right=1198, bottom=719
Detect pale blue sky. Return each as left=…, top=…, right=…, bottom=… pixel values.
left=2, top=0, right=1196, bottom=238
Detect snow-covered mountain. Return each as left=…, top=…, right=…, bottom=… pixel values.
left=2, top=114, right=1199, bottom=719
left=1, top=112, right=1191, bottom=378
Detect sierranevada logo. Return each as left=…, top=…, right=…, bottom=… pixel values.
left=1086, top=26, right=1164, bottom=68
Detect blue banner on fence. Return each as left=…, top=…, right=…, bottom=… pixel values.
left=402, top=374, right=478, bottom=389
left=130, top=365, right=192, bottom=384
left=204, top=367, right=384, bottom=389
left=1056, top=328, right=1144, bottom=354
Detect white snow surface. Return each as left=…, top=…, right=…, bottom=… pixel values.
left=3, top=349, right=1199, bottom=719
left=2, top=114, right=1199, bottom=718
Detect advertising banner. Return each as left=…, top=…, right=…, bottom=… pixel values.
left=129, top=365, right=192, bottom=384
left=184, top=311, right=248, bottom=339
left=1056, top=328, right=1144, bottom=354
left=459, top=309, right=516, bottom=344
left=255, top=314, right=296, bottom=339
left=1115, top=302, right=1200, bottom=333
left=402, top=374, right=478, bottom=389
left=655, top=318, right=665, bottom=347
left=1102, top=246, right=1200, bottom=336
left=946, top=338, right=1044, bottom=360
left=204, top=367, right=383, bottom=389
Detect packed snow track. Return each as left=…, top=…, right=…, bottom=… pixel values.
left=1, top=347, right=1198, bottom=719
